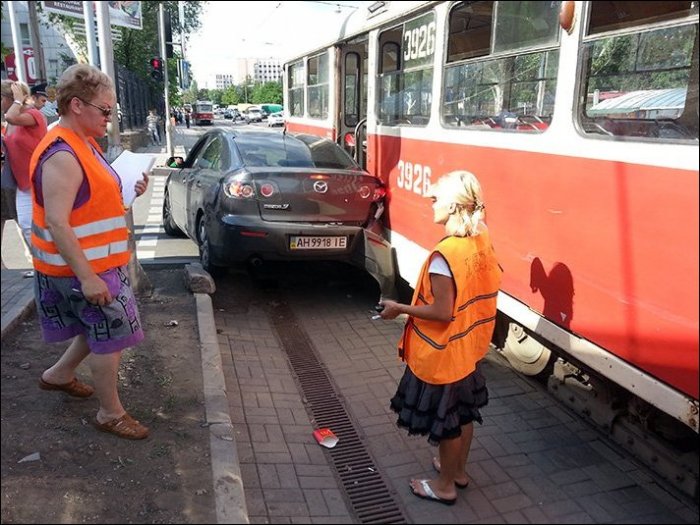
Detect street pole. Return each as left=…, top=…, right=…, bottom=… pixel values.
left=178, top=0, right=186, bottom=59
left=95, top=1, right=151, bottom=295
left=28, top=2, right=47, bottom=83
left=83, top=1, right=99, bottom=67
left=159, top=3, right=174, bottom=158
left=94, top=1, right=122, bottom=161
left=7, top=1, right=27, bottom=84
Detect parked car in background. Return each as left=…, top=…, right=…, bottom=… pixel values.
left=161, top=129, right=394, bottom=294
left=267, top=111, right=284, bottom=127
left=244, top=106, right=263, bottom=123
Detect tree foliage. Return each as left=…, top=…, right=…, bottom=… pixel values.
left=40, top=1, right=205, bottom=86
left=251, top=82, right=283, bottom=104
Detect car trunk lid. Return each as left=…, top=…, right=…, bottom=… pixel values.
left=250, top=168, right=380, bottom=224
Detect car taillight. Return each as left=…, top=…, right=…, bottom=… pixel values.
left=224, top=181, right=256, bottom=198
left=259, top=183, right=275, bottom=198
left=373, top=186, right=386, bottom=202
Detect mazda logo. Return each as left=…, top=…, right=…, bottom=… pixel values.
left=313, top=181, right=328, bottom=193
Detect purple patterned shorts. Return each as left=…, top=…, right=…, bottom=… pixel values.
left=34, top=265, right=144, bottom=354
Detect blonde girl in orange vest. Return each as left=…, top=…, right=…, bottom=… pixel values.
left=379, top=170, right=502, bottom=505
left=29, top=65, right=150, bottom=440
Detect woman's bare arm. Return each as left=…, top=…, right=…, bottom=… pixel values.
left=380, top=273, right=455, bottom=322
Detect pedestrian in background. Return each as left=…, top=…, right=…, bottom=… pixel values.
left=378, top=170, right=502, bottom=505
left=31, top=83, right=58, bottom=122
left=1, top=80, right=48, bottom=278
left=146, top=108, right=161, bottom=146
left=29, top=64, right=150, bottom=440
left=1, top=131, right=18, bottom=270
left=184, top=109, right=190, bottom=129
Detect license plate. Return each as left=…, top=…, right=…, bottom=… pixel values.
left=290, top=236, right=347, bottom=250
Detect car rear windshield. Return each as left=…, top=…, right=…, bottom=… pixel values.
left=234, top=133, right=359, bottom=170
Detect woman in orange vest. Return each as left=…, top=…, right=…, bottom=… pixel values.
left=378, top=170, right=502, bottom=505
left=29, top=64, right=150, bottom=440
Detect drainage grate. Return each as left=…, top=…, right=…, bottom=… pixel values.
left=270, top=303, right=407, bottom=524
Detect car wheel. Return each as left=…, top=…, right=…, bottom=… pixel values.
left=197, top=215, right=225, bottom=277
left=162, top=191, right=183, bottom=237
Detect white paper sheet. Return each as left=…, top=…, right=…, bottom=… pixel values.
left=111, top=150, right=156, bottom=207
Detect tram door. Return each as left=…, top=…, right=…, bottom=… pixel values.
left=337, top=39, right=368, bottom=169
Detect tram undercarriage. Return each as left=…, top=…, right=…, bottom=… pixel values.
left=493, top=314, right=699, bottom=501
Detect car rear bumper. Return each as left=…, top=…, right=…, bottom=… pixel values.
left=207, top=213, right=396, bottom=297
left=209, top=214, right=364, bottom=263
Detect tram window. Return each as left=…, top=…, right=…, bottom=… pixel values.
left=307, top=52, right=329, bottom=119
left=442, top=1, right=560, bottom=132
left=493, top=1, right=561, bottom=53
left=381, top=42, right=401, bottom=73
left=447, top=1, right=492, bottom=62
left=377, top=12, right=436, bottom=126
left=580, top=19, right=699, bottom=141
left=345, top=53, right=360, bottom=127
left=588, top=2, right=696, bottom=35
left=288, top=61, right=305, bottom=117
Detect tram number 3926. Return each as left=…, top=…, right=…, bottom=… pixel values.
left=397, top=160, right=432, bottom=197
left=403, top=21, right=436, bottom=61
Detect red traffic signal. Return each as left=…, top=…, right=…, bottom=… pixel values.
left=150, top=57, right=163, bottom=81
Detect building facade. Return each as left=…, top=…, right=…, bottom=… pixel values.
left=253, top=58, right=283, bottom=83
left=215, top=74, right=235, bottom=90
left=1, top=2, right=76, bottom=85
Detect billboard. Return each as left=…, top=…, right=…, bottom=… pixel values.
left=41, top=1, right=143, bottom=30
left=5, top=48, right=38, bottom=83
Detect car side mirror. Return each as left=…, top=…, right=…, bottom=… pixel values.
left=166, top=156, right=185, bottom=168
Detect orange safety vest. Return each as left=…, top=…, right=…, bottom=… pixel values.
left=399, top=230, right=502, bottom=384
left=28, top=126, right=130, bottom=277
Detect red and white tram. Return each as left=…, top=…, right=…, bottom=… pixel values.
left=191, top=100, right=214, bottom=126
left=283, top=1, right=698, bottom=493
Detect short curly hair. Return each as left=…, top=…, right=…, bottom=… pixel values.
left=56, top=64, right=114, bottom=116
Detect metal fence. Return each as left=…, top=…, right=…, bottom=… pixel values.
left=115, top=62, right=162, bottom=133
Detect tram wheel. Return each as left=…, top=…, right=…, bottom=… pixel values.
left=501, top=322, right=554, bottom=378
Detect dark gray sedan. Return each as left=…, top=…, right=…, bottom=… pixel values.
left=162, top=129, right=395, bottom=294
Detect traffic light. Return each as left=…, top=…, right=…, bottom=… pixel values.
left=150, top=57, right=163, bottom=82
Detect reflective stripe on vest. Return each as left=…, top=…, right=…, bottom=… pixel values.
left=31, top=215, right=127, bottom=242
left=401, top=233, right=502, bottom=384
left=32, top=240, right=129, bottom=267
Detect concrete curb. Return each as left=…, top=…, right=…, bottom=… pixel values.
left=195, top=293, right=249, bottom=524
left=0, top=284, right=35, bottom=341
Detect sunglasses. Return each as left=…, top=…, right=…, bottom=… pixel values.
left=77, top=97, right=113, bottom=118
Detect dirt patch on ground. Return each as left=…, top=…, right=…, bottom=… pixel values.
left=1, top=267, right=216, bottom=524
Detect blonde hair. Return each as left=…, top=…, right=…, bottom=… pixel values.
left=431, top=170, right=486, bottom=237
left=56, top=64, right=114, bottom=116
left=1, top=80, right=30, bottom=104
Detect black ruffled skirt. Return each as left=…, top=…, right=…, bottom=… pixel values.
left=390, top=364, right=488, bottom=446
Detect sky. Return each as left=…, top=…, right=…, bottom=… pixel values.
left=187, top=1, right=371, bottom=88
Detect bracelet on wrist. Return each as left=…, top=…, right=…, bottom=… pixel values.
left=13, top=100, right=23, bottom=105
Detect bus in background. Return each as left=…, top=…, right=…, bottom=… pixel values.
left=283, top=1, right=699, bottom=495
left=192, top=100, right=214, bottom=125
left=260, top=103, right=283, bottom=117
